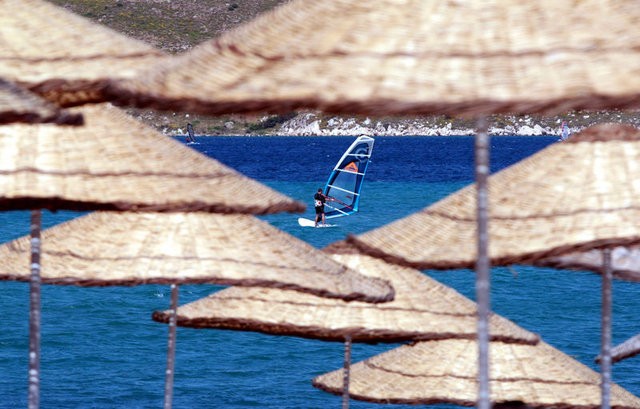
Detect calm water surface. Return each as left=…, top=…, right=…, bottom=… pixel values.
left=0, top=135, right=638, bottom=408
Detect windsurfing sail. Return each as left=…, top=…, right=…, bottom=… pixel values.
left=560, top=121, right=570, bottom=141
left=186, top=123, right=196, bottom=143
left=323, top=135, right=374, bottom=219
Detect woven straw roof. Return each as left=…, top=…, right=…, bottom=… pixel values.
left=0, top=103, right=303, bottom=213
left=0, top=0, right=168, bottom=107
left=536, top=246, right=640, bottom=282
left=108, top=0, right=640, bottom=116
left=152, top=247, right=538, bottom=344
left=0, top=212, right=394, bottom=303
left=347, top=124, right=640, bottom=270
left=0, top=78, right=82, bottom=125
left=312, top=339, right=640, bottom=408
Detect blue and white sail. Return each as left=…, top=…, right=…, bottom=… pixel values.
left=560, top=121, right=570, bottom=141
left=323, top=135, right=374, bottom=219
left=186, top=123, right=196, bottom=143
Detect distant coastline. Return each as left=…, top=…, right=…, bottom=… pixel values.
left=161, top=110, right=640, bottom=138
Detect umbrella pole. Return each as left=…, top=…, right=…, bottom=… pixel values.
left=341, top=335, right=352, bottom=409
left=28, top=209, right=42, bottom=409
left=601, top=249, right=612, bottom=409
left=163, top=284, right=180, bottom=409
left=474, top=117, right=491, bottom=409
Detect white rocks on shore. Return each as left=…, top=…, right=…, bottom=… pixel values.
left=165, top=110, right=640, bottom=137
left=277, top=112, right=640, bottom=137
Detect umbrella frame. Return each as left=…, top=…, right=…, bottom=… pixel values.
left=28, top=211, right=42, bottom=409
left=474, top=118, right=491, bottom=409
left=601, top=248, right=613, bottom=408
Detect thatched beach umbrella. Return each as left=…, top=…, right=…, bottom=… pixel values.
left=1, top=3, right=166, bottom=403
left=347, top=123, right=640, bottom=407
left=0, top=212, right=393, bottom=408
left=152, top=247, right=536, bottom=344
left=0, top=0, right=168, bottom=107
left=537, top=246, right=640, bottom=371
left=0, top=212, right=393, bottom=407
left=0, top=212, right=392, bottom=301
left=0, top=103, right=304, bottom=214
left=106, top=0, right=640, bottom=117
left=152, top=246, right=538, bottom=408
left=0, top=102, right=308, bottom=409
left=312, top=338, right=640, bottom=408
left=537, top=246, right=640, bottom=283
left=0, top=78, right=83, bottom=125
left=105, top=1, right=640, bottom=407
left=348, top=124, right=640, bottom=270
left=0, top=75, right=81, bottom=406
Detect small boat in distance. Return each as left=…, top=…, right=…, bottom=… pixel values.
left=298, top=135, right=375, bottom=227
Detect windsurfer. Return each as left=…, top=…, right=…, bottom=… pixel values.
left=314, top=188, right=333, bottom=227
left=560, top=121, right=570, bottom=141
left=186, top=123, right=196, bottom=143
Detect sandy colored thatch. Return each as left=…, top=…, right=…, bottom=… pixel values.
left=152, top=249, right=538, bottom=344
left=0, top=0, right=168, bottom=106
left=108, top=0, right=640, bottom=116
left=0, top=78, right=82, bottom=125
left=0, top=103, right=303, bottom=214
left=0, top=212, right=394, bottom=303
left=347, top=124, right=640, bottom=270
left=313, top=339, right=640, bottom=408
left=537, top=246, right=640, bottom=282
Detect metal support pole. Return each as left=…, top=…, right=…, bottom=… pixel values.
left=475, top=117, right=491, bottom=409
left=601, top=249, right=612, bottom=409
left=342, top=336, right=352, bottom=409
left=28, top=210, right=42, bottom=409
left=164, top=284, right=180, bottom=409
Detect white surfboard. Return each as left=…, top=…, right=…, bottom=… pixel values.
left=297, top=217, right=336, bottom=228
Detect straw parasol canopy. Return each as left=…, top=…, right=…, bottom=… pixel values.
left=0, top=212, right=393, bottom=303
left=312, top=339, right=640, bottom=408
left=537, top=246, right=640, bottom=282
left=0, top=78, right=83, bottom=125
left=346, top=123, right=640, bottom=270
left=0, top=0, right=168, bottom=107
left=0, top=102, right=304, bottom=214
left=151, top=245, right=538, bottom=344
left=107, top=0, right=640, bottom=117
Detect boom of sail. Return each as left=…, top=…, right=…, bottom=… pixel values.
left=323, top=135, right=374, bottom=219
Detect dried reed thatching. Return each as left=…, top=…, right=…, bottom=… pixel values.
left=0, top=212, right=393, bottom=303
left=108, top=0, right=640, bottom=117
left=0, top=0, right=168, bottom=107
left=0, top=78, right=82, bottom=125
left=347, top=124, right=640, bottom=270
left=312, top=339, right=640, bottom=408
left=0, top=103, right=304, bottom=214
left=152, top=248, right=537, bottom=344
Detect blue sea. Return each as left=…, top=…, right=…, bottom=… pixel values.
left=1, top=135, right=639, bottom=408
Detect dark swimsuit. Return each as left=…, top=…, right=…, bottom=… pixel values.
left=314, top=192, right=325, bottom=214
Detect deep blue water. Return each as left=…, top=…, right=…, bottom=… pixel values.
left=0, top=135, right=639, bottom=408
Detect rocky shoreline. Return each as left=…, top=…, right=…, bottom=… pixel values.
left=162, top=110, right=640, bottom=137
left=276, top=111, right=640, bottom=137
